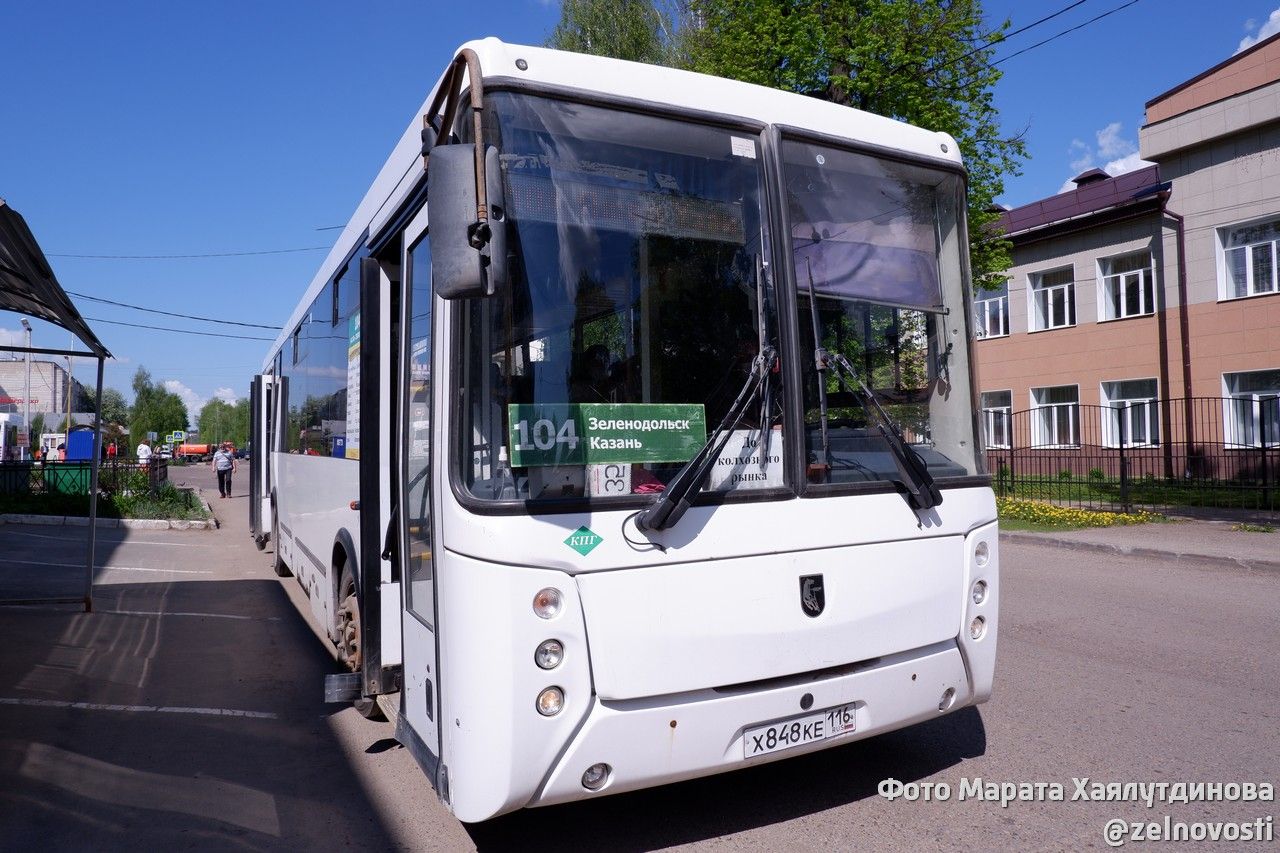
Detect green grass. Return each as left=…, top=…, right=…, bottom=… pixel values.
left=994, top=474, right=1277, bottom=512
left=999, top=517, right=1095, bottom=533
left=1231, top=522, right=1275, bottom=533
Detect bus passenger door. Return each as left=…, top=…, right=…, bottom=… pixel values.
left=249, top=374, right=273, bottom=548
left=396, top=206, right=442, bottom=779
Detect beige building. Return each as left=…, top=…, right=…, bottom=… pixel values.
left=975, top=33, right=1280, bottom=467
left=0, top=357, right=84, bottom=415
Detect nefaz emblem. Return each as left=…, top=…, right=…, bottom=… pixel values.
left=799, top=574, right=825, bottom=618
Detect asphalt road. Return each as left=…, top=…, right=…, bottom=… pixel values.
left=1, top=466, right=1276, bottom=851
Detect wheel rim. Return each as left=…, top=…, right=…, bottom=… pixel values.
left=339, top=582, right=361, bottom=671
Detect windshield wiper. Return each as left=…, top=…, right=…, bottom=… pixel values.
left=824, top=350, right=942, bottom=510
left=635, top=345, right=777, bottom=532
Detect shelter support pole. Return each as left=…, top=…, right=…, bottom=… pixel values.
left=83, top=356, right=104, bottom=613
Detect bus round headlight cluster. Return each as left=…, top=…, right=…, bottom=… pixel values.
left=969, top=616, right=986, bottom=640
left=974, top=540, right=990, bottom=567
left=536, top=686, right=564, bottom=716
left=535, top=639, right=564, bottom=670
left=971, top=579, right=988, bottom=605
left=533, top=588, right=562, bottom=619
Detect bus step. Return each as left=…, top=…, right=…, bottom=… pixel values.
left=324, top=672, right=362, bottom=703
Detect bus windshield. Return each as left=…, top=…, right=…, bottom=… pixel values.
left=785, top=138, right=979, bottom=485
left=457, top=92, right=781, bottom=503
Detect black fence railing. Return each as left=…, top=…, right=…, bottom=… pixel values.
left=0, top=459, right=168, bottom=497
left=985, top=396, right=1278, bottom=514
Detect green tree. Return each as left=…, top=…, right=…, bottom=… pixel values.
left=687, top=0, right=1025, bottom=291
left=27, top=412, right=46, bottom=452
left=197, top=397, right=250, bottom=448
left=548, top=0, right=685, bottom=65
left=82, top=387, right=129, bottom=426
left=128, top=367, right=189, bottom=449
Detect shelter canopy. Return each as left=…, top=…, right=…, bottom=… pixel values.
left=0, top=199, right=110, bottom=358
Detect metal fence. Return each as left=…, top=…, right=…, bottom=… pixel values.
left=0, top=459, right=168, bottom=497
left=985, top=396, right=1278, bottom=514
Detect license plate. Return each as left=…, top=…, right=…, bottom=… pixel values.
left=743, top=702, right=857, bottom=758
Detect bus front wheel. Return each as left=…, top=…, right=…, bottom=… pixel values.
left=338, top=567, right=384, bottom=721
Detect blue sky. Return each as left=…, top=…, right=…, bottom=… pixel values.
left=2, top=0, right=1278, bottom=424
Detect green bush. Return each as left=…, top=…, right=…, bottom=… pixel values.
left=1058, top=469, right=1074, bottom=481
left=0, top=484, right=207, bottom=521
left=1087, top=468, right=1105, bottom=481
left=114, top=483, right=208, bottom=520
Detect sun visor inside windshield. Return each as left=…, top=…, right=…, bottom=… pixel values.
left=504, top=168, right=745, bottom=244
left=793, top=231, right=943, bottom=310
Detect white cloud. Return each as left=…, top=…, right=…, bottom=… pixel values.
left=0, top=328, right=26, bottom=349
left=1057, top=122, right=1153, bottom=192
left=213, top=386, right=237, bottom=404
left=1095, top=122, right=1131, bottom=159
left=1103, top=151, right=1151, bottom=177
left=1237, top=7, right=1280, bottom=53
left=163, top=379, right=204, bottom=423
left=1068, top=140, right=1094, bottom=172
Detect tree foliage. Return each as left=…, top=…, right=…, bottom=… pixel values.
left=197, top=397, right=249, bottom=448
left=83, top=387, right=129, bottom=427
left=128, top=367, right=189, bottom=448
left=547, top=0, right=686, bottom=65
left=546, top=0, right=1024, bottom=290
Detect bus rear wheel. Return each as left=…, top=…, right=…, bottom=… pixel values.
left=338, top=567, right=384, bottom=721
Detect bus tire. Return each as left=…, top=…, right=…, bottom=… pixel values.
left=271, top=508, right=291, bottom=578
left=338, top=567, right=385, bottom=721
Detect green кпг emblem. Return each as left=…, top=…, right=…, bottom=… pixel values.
left=564, top=526, right=603, bottom=556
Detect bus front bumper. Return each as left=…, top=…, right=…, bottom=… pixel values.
left=530, top=639, right=975, bottom=808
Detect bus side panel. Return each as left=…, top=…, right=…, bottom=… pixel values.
left=276, top=454, right=360, bottom=635
left=436, top=553, right=593, bottom=823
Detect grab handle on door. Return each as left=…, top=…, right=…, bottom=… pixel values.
left=381, top=507, right=399, bottom=582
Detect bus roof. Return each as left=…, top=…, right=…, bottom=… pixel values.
left=263, top=38, right=963, bottom=366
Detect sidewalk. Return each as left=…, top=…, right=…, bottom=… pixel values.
left=1001, top=512, right=1280, bottom=572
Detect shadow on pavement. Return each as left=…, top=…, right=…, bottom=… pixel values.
left=467, top=706, right=986, bottom=851
left=0, top=577, right=399, bottom=850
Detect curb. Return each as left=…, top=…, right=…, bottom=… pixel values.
left=0, top=514, right=218, bottom=530
left=1000, top=531, right=1280, bottom=573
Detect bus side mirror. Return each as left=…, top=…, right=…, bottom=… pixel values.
left=428, top=144, right=507, bottom=300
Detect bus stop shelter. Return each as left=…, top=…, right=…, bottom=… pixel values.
left=0, top=197, right=111, bottom=611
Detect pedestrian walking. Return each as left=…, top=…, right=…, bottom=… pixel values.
left=212, top=441, right=236, bottom=499
left=136, top=439, right=152, bottom=464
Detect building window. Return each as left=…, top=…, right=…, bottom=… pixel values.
left=1223, top=369, right=1280, bottom=448
left=1029, top=267, right=1075, bottom=331
left=1100, top=252, right=1154, bottom=319
left=1031, top=385, right=1079, bottom=447
left=980, top=390, right=1012, bottom=448
left=1101, top=379, right=1159, bottom=447
left=1220, top=217, right=1280, bottom=299
left=974, top=281, right=1009, bottom=338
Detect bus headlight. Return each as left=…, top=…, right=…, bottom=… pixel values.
left=974, top=540, right=989, bottom=567
left=582, top=763, right=611, bottom=790
left=971, top=579, right=988, bottom=605
left=533, top=588, right=562, bottom=619
left=969, top=616, right=987, bottom=640
left=535, top=639, right=564, bottom=670
left=536, top=687, right=564, bottom=716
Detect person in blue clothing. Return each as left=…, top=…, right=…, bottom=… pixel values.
left=211, top=442, right=237, bottom=499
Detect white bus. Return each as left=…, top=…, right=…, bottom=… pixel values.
left=250, top=39, right=998, bottom=824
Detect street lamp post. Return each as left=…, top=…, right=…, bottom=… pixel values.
left=21, top=319, right=31, bottom=461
